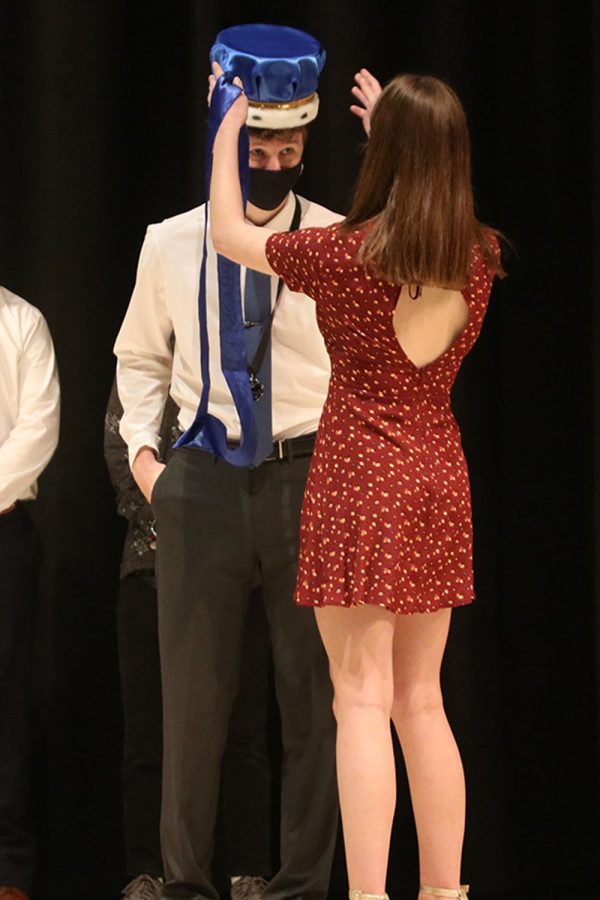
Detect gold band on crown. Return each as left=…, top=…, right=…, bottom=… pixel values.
left=247, top=92, right=317, bottom=110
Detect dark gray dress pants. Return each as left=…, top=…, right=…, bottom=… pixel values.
left=152, top=447, right=338, bottom=900
left=0, top=505, right=37, bottom=894
left=118, top=572, right=272, bottom=882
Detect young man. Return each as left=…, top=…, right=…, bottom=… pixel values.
left=0, top=285, right=60, bottom=900
left=114, top=25, right=340, bottom=900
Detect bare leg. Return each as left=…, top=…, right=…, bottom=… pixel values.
left=315, top=605, right=396, bottom=895
left=316, top=604, right=466, bottom=898
left=390, top=609, right=465, bottom=897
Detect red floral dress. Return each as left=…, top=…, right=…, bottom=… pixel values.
left=266, top=225, right=497, bottom=614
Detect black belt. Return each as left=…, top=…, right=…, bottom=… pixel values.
left=264, top=432, right=316, bottom=463
left=227, top=432, right=316, bottom=464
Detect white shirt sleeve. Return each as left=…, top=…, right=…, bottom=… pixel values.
left=114, top=226, right=174, bottom=468
left=0, top=311, right=60, bottom=510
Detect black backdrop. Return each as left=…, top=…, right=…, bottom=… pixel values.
left=1, top=1, right=599, bottom=898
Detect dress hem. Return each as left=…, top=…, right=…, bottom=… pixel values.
left=295, top=593, right=475, bottom=616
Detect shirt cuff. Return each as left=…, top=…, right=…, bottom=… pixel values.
left=127, top=432, right=161, bottom=470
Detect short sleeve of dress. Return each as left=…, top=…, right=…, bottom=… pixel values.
left=265, top=226, right=326, bottom=299
left=465, top=233, right=500, bottom=311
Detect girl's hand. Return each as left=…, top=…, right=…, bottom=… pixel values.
left=208, top=61, right=248, bottom=130
left=350, top=68, right=382, bottom=136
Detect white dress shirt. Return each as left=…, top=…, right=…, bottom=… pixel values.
left=115, top=193, right=342, bottom=467
left=0, top=286, right=60, bottom=511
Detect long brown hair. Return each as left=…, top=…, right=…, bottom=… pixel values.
left=342, top=74, right=505, bottom=287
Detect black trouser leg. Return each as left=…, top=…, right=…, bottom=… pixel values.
left=153, top=450, right=258, bottom=900
left=0, top=506, right=37, bottom=893
left=252, top=460, right=338, bottom=900
left=221, top=588, right=272, bottom=880
left=119, top=569, right=272, bottom=884
left=153, top=448, right=338, bottom=900
left=117, top=571, right=163, bottom=878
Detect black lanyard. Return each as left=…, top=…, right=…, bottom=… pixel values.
left=246, top=195, right=303, bottom=402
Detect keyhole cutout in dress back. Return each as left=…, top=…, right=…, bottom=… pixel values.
left=392, top=284, right=470, bottom=369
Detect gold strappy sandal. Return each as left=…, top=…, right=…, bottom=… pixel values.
left=349, top=892, right=390, bottom=900
left=420, top=886, right=470, bottom=900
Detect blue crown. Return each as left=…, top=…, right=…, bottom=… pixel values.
left=211, top=24, right=326, bottom=127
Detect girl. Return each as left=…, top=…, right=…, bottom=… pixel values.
left=208, top=64, right=504, bottom=900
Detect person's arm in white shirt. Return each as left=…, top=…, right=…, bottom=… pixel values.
left=0, top=311, right=60, bottom=511
left=114, top=226, right=173, bottom=501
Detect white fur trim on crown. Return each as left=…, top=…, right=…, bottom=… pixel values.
left=245, top=93, right=320, bottom=129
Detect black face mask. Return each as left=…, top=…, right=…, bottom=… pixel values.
left=247, top=162, right=303, bottom=211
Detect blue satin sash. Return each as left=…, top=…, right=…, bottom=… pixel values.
left=174, top=76, right=258, bottom=466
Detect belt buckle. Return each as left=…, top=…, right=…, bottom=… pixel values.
left=262, top=440, right=287, bottom=464
left=263, top=440, right=285, bottom=463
